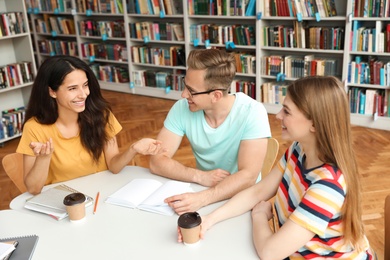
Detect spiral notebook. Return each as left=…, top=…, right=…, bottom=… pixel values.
left=0, top=235, right=38, bottom=260
left=24, top=184, right=93, bottom=220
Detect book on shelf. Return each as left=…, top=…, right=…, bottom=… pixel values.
left=106, top=178, right=193, bottom=216
left=24, top=184, right=93, bottom=220
left=0, top=235, right=38, bottom=260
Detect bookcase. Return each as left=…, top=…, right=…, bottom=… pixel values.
left=0, top=0, right=37, bottom=145
left=24, top=0, right=390, bottom=130
left=258, top=0, right=389, bottom=131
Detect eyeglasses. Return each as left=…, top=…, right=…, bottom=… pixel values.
left=181, top=78, right=227, bottom=98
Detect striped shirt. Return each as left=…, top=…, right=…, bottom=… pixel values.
left=274, top=142, right=373, bottom=259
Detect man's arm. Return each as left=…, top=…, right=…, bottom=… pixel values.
left=149, top=127, right=229, bottom=186
left=166, top=138, right=268, bottom=214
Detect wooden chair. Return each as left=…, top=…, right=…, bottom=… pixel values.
left=2, top=153, right=27, bottom=193
left=385, top=194, right=390, bottom=260
left=261, top=138, right=280, bottom=232
left=262, top=137, right=280, bottom=178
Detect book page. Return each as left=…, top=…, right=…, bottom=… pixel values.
left=139, top=180, right=193, bottom=216
left=105, top=179, right=162, bottom=208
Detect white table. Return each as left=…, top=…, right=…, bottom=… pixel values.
left=7, top=166, right=258, bottom=259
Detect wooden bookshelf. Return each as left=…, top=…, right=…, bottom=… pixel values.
left=0, top=0, right=37, bottom=145
left=24, top=0, right=390, bottom=130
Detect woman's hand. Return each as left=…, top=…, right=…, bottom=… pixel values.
left=131, top=138, right=166, bottom=155
left=29, top=138, right=54, bottom=157
left=251, top=200, right=273, bottom=221
left=177, top=215, right=212, bottom=243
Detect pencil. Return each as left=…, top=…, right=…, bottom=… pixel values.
left=93, top=192, right=100, bottom=215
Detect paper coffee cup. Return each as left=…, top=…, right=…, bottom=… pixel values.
left=178, top=212, right=202, bottom=245
left=63, top=193, right=86, bottom=222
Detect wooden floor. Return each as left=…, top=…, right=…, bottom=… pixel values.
left=0, top=90, right=389, bottom=259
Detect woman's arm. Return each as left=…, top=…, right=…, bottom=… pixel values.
left=197, top=166, right=283, bottom=240
left=251, top=202, right=315, bottom=260
left=104, top=136, right=166, bottom=174
left=23, top=139, right=54, bottom=194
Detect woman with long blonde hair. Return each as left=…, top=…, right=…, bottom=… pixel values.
left=188, top=76, right=374, bottom=259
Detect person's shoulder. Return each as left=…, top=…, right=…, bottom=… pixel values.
left=24, top=117, right=40, bottom=127
left=171, top=98, right=189, bottom=110
left=234, top=93, right=265, bottom=111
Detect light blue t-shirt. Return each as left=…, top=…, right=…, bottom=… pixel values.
left=164, top=92, right=271, bottom=177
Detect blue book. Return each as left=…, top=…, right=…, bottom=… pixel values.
left=245, top=0, right=255, bottom=16
left=359, top=90, right=366, bottom=114
left=380, top=68, right=385, bottom=86
left=352, top=21, right=361, bottom=51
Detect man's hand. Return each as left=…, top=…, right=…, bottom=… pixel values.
left=165, top=191, right=207, bottom=215
left=195, top=168, right=230, bottom=187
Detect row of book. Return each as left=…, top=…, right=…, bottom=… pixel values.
left=76, top=0, right=124, bottom=14
left=232, top=80, right=256, bottom=99
left=263, top=0, right=337, bottom=17
left=131, top=45, right=185, bottom=67
left=78, top=20, right=125, bottom=38
left=234, top=53, right=256, bottom=74
left=35, top=14, right=75, bottom=35
left=188, top=0, right=255, bottom=16
left=25, top=0, right=124, bottom=14
left=352, top=0, right=390, bottom=17
left=1, top=107, right=25, bottom=140
left=25, top=0, right=72, bottom=12
left=132, top=69, right=183, bottom=89
left=351, top=21, right=390, bottom=53
left=348, top=87, right=389, bottom=117
left=264, top=24, right=344, bottom=50
left=0, top=62, right=34, bottom=88
left=128, top=0, right=183, bottom=15
left=261, top=55, right=338, bottom=78
left=0, top=12, right=27, bottom=37
left=261, top=82, right=288, bottom=105
left=348, top=56, right=390, bottom=86
left=189, top=24, right=255, bottom=46
left=81, top=43, right=127, bottom=61
left=90, top=64, right=129, bottom=83
left=129, top=22, right=184, bottom=41
left=38, top=39, right=78, bottom=56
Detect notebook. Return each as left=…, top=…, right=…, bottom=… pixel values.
left=106, top=178, right=193, bottom=216
left=0, top=235, right=38, bottom=260
left=24, top=184, right=93, bottom=220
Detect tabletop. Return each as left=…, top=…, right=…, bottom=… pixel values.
left=6, top=166, right=259, bottom=260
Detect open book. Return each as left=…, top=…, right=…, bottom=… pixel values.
left=24, top=184, right=93, bottom=220
left=105, top=178, right=193, bottom=216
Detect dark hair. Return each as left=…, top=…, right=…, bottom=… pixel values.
left=24, top=55, right=112, bottom=163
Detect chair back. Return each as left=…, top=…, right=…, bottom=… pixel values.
left=262, top=137, right=279, bottom=178
left=385, top=194, right=390, bottom=260
left=2, top=153, right=27, bottom=193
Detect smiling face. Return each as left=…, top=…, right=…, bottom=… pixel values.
left=49, top=69, right=90, bottom=116
left=181, top=69, right=212, bottom=112
left=276, top=94, right=315, bottom=143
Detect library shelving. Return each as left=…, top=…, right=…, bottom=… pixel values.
left=24, top=0, right=390, bottom=130
left=259, top=0, right=390, bottom=130
left=0, top=0, right=37, bottom=145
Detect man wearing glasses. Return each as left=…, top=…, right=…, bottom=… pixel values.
left=150, top=49, right=271, bottom=215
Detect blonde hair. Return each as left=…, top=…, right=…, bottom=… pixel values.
left=186, top=49, right=236, bottom=91
left=287, top=76, right=365, bottom=250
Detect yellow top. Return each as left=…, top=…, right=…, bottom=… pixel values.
left=17, top=112, right=122, bottom=184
